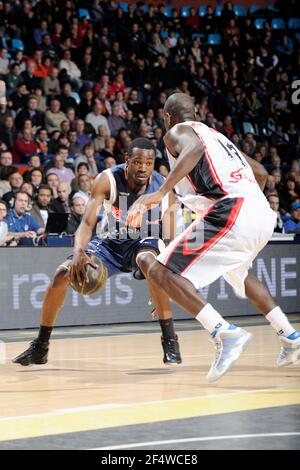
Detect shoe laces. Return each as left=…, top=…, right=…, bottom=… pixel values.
left=211, top=339, right=223, bottom=366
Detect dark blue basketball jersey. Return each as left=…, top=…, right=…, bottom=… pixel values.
left=99, top=164, right=165, bottom=240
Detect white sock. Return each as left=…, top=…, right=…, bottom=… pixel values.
left=266, top=307, right=295, bottom=337
left=196, top=304, right=230, bottom=334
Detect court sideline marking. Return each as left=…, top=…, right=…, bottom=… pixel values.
left=0, top=387, right=299, bottom=442
left=93, top=432, right=300, bottom=450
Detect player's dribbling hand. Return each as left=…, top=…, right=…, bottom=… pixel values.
left=126, top=191, right=164, bottom=226
left=69, top=250, right=97, bottom=287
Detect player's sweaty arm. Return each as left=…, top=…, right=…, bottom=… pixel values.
left=69, top=172, right=110, bottom=285
left=159, top=124, right=204, bottom=196
left=243, top=153, right=268, bottom=191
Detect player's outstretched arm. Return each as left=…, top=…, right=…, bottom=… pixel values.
left=69, top=172, right=110, bottom=286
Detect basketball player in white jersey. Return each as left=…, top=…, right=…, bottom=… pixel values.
left=128, top=93, right=300, bottom=383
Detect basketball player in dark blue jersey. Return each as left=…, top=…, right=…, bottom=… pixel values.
left=13, top=138, right=182, bottom=367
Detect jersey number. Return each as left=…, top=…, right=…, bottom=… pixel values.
left=217, top=139, right=246, bottom=167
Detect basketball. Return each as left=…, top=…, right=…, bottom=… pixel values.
left=70, top=255, right=108, bottom=296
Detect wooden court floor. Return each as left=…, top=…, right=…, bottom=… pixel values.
left=0, top=317, right=299, bottom=449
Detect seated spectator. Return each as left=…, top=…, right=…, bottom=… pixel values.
left=2, top=171, right=23, bottom=207
left=10, top=83, right=29, bottom=113
left=6, top=63, right=23, bottom=95
left=244, top=133, right=257, bottom=157
left=267, top=194, right=285, bottom=233
left=114, top=91, right=128, bottom=118
left=127, top=89, right=145, bottom=118
left=67, top=196, right=86, bottom=234
left=124, top=110, right=139, bottom=138
left=4, top=191, right=44, bottom=241
left=34, top=86, right=47, bottom=113
left=59, top=49, right=82, bottom=88
left=30, top=184, right=53, bottom=228
left=0, top=48, right=10, bottom=79
left=46, top=172, right=59, bottom=198
left=0, top=150, right=13, bottom=169
left=42, top=66, right=61, bottom=100
left=23, top=154, right=42, bottom=180
left=0, top=199, right=14, bottom=246
left=24, top=168, right=45, bottom=195
left=107, top=104, right=126, bottom=138
left=220, top=115, right=235, bottom=139
left=99, top=137, right=116, bottom=160
left=30, top=48, right=47, bottom=78
left=21, top=182, right=34, bottom=199
left=45, top=99, right=67, bottom=133
left=102, top=156, right=117, bottom=170
left=59, top=83, right=78, bottom=113
left=71, top=162, right=89, bottom=193
left=93, top=124, right=110, bottom=155
left=0, top=166, right=15, bottom=198
left=79, top=88, right=94, bottom=119
left=50, top=182, right=71, bottom=213
left=284, top=202, right=300, bottom=234
left=85, top=100, right=110, bottom=135
left=20, top=61, right=40, bottom=93
left=72, top=174, right=92, bottom=204
left=36, top=127, right=49, bottom=155
left=46, top=150, right=75, bottom=185
left=279, top=178, right=300, bottom=213
left=68, top=130, right=81, bottom=156
left=12, top=129, right=38, bottom=164
left=256, top=46, right=279, bottom=71
left=15, top=94, right=44, bottom=130
left=74, top=143, right=98, bottom=176
left=34, top=20, right=49, bottom=46
left=107, top=72, right=127, bottom=100
left=75, top=119, right=92, bottom=149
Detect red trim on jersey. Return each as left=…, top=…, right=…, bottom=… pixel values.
left=204, top=149, right=228, bottom=196
left=186, top=174, right=197, bottom=191
left=181, top=197, right=244, bottom=275
left=164, top=200, right=216, bottom=266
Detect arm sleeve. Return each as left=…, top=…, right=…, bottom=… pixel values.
left=28, top=214, right=42, bottom=232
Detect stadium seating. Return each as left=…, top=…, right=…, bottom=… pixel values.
left=254, top=18, right=266, bottom=29
left=271, top=18, right=286, bottom=30
left=215, top=6, right=223, bottom=17
left=243, top=122, right=256, bottom=135
left=120, top=2, right=129, bottom=12
left=233, top=6, right=247, bottom=17
left=288, top=18, right=300, bottom=29
left=249, top=5, right=262, bottom=15
left=181, top=7, right=191, bottom=17
left=12, top=39, right=24, bottom=51
left=198, top=6, right=207, bottom=17
left=78, top=8, right=91, bottom=21
left=164, top=7, right=173, bottom=17
left=207, top=34, right=222, bottom=45
left=192, top=33, right=205, bottom=40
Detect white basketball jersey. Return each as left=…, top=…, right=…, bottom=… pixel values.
left=167, top=121, right=266, bottom=213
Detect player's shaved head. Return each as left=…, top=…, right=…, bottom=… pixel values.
left=164, top=93, right=196, bottom=130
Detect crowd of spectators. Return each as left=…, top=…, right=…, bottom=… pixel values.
left=0, top=0, right=300, bottom=245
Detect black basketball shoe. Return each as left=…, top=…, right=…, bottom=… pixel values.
left=12, top=339, right=49, bottom=366
left=161, top=335, right=182, bottom=364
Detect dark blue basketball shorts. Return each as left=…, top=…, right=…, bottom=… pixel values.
left=83, top=236, right=164, bottom=277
